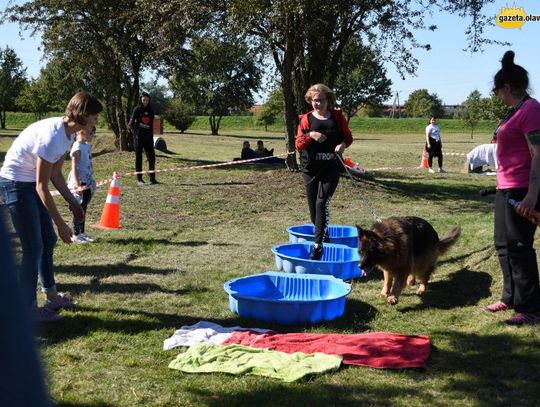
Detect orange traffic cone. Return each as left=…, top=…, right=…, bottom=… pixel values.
left=92, top=172, right=121, bottom=230
left=418, top=147, right=429, bottom=169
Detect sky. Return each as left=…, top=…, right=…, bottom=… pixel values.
left=0, top=0, right=539, bottom=106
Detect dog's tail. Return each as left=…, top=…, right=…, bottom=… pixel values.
left=437, top=226, right=461, bottom=255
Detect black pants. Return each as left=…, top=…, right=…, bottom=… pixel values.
left=303, top=167, right=340, bottom=244
left=427, top=138, right=443, bottom=169
left=494, top=188, right=540, bottom=313
left=134, top=132, right=156, bottom=181
left=73, top=186, right=92, bottom=235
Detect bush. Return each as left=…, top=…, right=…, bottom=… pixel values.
left=164, top=99, right=195, bottom=133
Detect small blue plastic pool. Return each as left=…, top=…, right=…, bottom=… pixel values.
left=224, top=271, right=351, bottom=325
left=287, top=224, right=359, bottom=248
left=272, top=242, right=364, bottom=280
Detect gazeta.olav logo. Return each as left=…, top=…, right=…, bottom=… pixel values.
left=496, top=4, right=540, bottom=29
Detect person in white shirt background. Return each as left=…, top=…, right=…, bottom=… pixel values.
left=0, top=91, right=102, bottom=323
left=425, top=116, right=445, bottom=173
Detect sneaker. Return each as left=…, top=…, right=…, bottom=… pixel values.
left=483, top=301, right=511, bottom=313
left=310, top=244, right=324, bottom=261
left=137, top=180, right=146, bottom=186
left=150, top=179, right=159, bottom=185
left=72, top=234, right=88, bottom=244
left=44, top=292, right=76, bottom=311
left=34, top=306, right=62, bottom=323
left=439, top=168, right=446, bottom=173
left=504, top=312, right=540, bottom=326
left=79, top=233, right=94, bottom=243
left=428, top=168, right=435, bottom=174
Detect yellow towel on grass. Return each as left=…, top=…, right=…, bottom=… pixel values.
left=169, top=343, right=342, bottom=382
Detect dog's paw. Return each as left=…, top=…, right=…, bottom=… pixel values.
left=406, top=275, right=416, bottom=286
left=387, top=295, right=399, bottom=305
left=416, top=284, right=426, bottom=295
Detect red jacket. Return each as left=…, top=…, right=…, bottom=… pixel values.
left=296, top=108, right=353, bottom=151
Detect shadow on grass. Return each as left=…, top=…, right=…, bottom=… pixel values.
left=400, top=267, right=492, bottom=312
left=188, top=381, right=423, bottom=407
left=56, top=402, right=114, bottom=407
left=60, top=282, right=189, bottom=295
left=55, top=263, right=177, bottom=278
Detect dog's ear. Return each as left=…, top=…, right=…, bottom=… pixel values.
left=356, top=224, right=365, bottom=237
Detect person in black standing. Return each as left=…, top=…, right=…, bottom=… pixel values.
left=129, top=92, right=157, bottom=185
left=296, top=84, right=353, bottom=260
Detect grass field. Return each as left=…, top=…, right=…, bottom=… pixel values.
left=1, top=126, right=539, bottom=407
left=3, top=111, right=498, bottom=135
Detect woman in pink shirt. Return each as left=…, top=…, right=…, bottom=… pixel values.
left=483, top=51, right=540, bottom=325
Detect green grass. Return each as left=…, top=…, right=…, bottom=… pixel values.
left=1, top=127, right=539, bottom=407
left=4, top=111, right=497, bottom=135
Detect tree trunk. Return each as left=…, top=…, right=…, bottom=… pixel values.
left=209, top=115, right=220, bottom=135
left=0, top=109, right=5, bottom=129
left=281, top=21, right=299, bottom=171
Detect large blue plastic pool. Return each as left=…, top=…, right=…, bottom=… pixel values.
left=272, top=242, right=364, bottom=280
left=287, top=224, right=359, bottom=248
left=224, top=271, right=351, bottom=325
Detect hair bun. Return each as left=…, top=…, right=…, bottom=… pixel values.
left=501, top=51, right=515, bottom=68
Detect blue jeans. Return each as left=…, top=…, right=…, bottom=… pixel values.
left=0, top=177, right=58, bottom=307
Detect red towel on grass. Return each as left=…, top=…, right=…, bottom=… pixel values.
left=222, top=330, right=430, bottom=369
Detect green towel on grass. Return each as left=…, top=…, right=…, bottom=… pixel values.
left=169, top=343, right=342, bottom=382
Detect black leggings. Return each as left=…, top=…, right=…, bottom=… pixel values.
left=427, top=138, right=443, bottom=169
left=73, top=186, right=92, bottom=235
left=134, top=132, right=156, bottom=181
left=494, top=188, right=540, bottom=313
left=303, top=168, right=340, bottom=244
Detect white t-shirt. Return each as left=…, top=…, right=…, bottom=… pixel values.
left=0, top=117, right=75, bottom=182
left=426, top=124, right=441, bottom=141
left=467, top=143, right=498, bottom=170
left=67, top=141, right=94, bottom=187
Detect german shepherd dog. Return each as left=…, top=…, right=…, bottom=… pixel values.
left=357, top=217, right=461, bottom=305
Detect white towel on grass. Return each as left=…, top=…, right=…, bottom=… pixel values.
left=163, top=321, right=271, bottom=350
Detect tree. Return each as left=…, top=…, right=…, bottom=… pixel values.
left=165, top=98, right=194, bottom=133
left=0, top=47, right=27, bottom=129
left=228, top=0, right=503, bottom=170
left=171, top=34, right=261, bottom=135
left=459, top=90, right=485, bottom=138
left=5, top=0, right=212, bottom=149
left=487, top=93, right=508, bottom=122
left=16, top=78, right=49, bottom=120
left=334, top=40, right=392, bottom=122
left=404, top=89, right=444, bottom=118
left=255, top=87, right=284, bottom=131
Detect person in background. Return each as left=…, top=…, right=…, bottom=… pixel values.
left=241, top=141, right=260, bottom=159
left=67, top=125, right=97, bottom=244
left=255, top=140, right=274, bottom=157
left=129, top=92, right=157, bottom=185
left=296, top=83, right=353, bottom=260
left=0, top=91, right=102, bottom=322
left=483, top=50, right=540, bottom=325
left=425, top=116, right=445, bottom=173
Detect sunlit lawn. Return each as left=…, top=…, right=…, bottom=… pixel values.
left=1, top=126, right=539, bottom=407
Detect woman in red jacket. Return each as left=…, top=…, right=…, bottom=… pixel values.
left=296, top=84, right=353, bottom=260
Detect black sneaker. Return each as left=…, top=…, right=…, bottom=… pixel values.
left=310, top=244, right=324, bottom=260
left=137, top=179, right=145, bottom=186
left=150, top=179, right=159, bottom=185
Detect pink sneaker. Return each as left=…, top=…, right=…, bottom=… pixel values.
left=34, top=306, right=62, bottom=323
left=483, top=302, right=511, bottom=313
left=504, top=312, right=540, bottom=326
left=44, top=293, right=76, bottom=311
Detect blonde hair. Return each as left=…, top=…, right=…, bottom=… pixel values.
left=304, top=84, right=336, bottom=110
left=65, top=92, right=103, bottom=125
